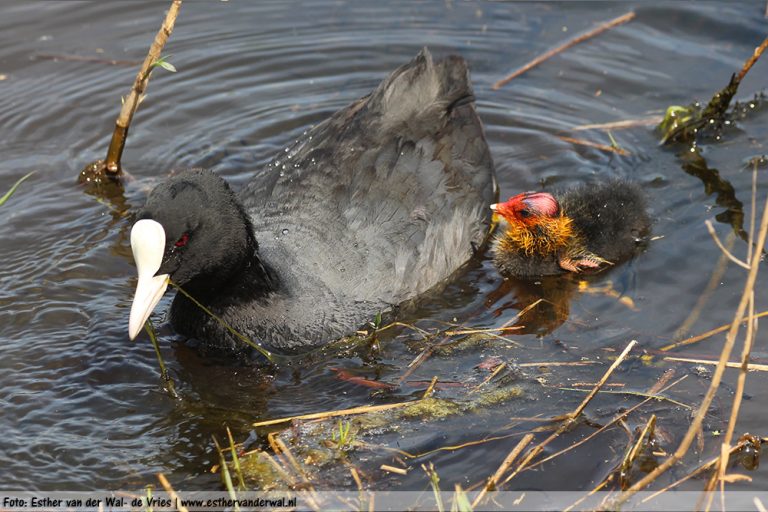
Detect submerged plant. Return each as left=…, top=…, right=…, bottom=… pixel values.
left=658, top=75, right=739, bottom=145
left=659, top=36, right=768, bottom=145
left=331, top=419, right=356, bottom=451
left=423, top=462, right=444, bottom=512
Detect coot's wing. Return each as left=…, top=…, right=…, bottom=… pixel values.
left=242, top=49, right=496, bottom=304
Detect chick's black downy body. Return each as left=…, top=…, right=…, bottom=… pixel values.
left=492, top=181, right=650, bottom=278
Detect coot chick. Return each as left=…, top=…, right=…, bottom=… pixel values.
left=128, top=49, right=496, bottom=355
left=491, top=181, right=649, bottom=278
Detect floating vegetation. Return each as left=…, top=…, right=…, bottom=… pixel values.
left=658, top=76, right=739, bottom=145
left=400, top=397, right=463, bottom=421
left=430, top=332, right=499, bottom=356
left=467, top=386, right=524, bottom=410
left=658, top=36, right=768, bottom=146
left=230, top=381, right=527, bottom=494
left=237, top=451, right=285, bottom=491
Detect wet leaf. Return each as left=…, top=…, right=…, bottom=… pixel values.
left=151, top=55, right=177, bottom=73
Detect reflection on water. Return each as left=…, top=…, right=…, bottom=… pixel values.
left=1, top=0, right=767, bottom=493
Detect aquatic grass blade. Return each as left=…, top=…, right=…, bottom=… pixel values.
left=0, top=171, right=35, bottom=207
left=226, top=426, right=246, bottom=491
left=169, top=280, right=275, bottom=362
left=143, top=319, right=178, bottom=398
left=214, top=436, right=241, bottom=512
left=145, top=485, right=153, bottom=512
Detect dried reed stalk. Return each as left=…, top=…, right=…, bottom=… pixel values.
left=493, top=11, right=636, bottom=89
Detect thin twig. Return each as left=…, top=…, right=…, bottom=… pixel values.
left=104, top=0, right=182, bottom=174
left=271, top=436, right=322, bottom=509
left=517, top=360, right=597, bottom=368
left=500, top=298, right=545, bottom=329
left=445, top=326, right=523, bottom=336
left=380, top=464, right=408, bottom=475
left=571, top=340, right=638, bottom=419
left=620, top=414, right=657, bottom=488
left=564, top=478, right=612, bottom=512
left=157, top=474, right=189, bottom=512
left=398, top=302, right=540, bottom=385
left=470, top=362, right=507, bottom=393
left=555, top=386, right=690, bottom=408
left=709, top=162, right=766, bottom=500
left=252, top=400, right=418, bottom=427
left=526, top=375, right=688, bottom=471
left=640, top=440, right=752, bottom=502
left=376, top=321, right=433, bottom=338
left=705, top=291, right=758, bottom=496
left=568, top=382, right=625, bottom=388
left=659, top=310, right=768, bottom=352
left=260, top=451, right=296, bottom=487
left=613, top=189, right=768, bottom=507
left=558, top=135, right=630, bottom=156
left=748, top=160, right=758, bottom=265
left=401, top=433, right=522, bottom=460
left=472, top=433, right=535, bottom=508
left=646, top=368, right=676, bottom=395
left=571, top=116, right=663, bottom=131
left=493, top=11, right=636, bottom=89
left=501, top=340, right=637, bottom=485
left=672, top=231, right=734, bottom=341
left=398, top=342, right=440, bottom=384
left=422, top=376, right=439, bottom=398
left=735, top=36, right=768, bottom=83
left=663, top=356, right=768, bottom=372
left=704, top=220, right=750, bottom=269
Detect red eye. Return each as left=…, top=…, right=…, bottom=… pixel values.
left=174, top=233, right=189, bottom=247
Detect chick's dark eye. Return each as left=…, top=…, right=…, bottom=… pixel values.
left=174, top=232, right=190, bottom=248
left=518, top=209, right=531, bottom=218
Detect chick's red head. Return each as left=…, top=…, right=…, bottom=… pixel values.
left=491, top=191, right=560, bottom=226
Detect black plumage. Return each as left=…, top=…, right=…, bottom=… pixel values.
left=492, top=181, right=650, bottom=278
left=131, top=49, right=496, bottom=354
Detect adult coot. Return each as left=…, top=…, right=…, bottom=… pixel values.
left=128, top=49, right=496, bottom=354
left=491, top=181, right=650, bottom=278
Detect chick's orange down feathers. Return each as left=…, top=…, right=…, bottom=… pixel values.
left=491, top=181, right=650, bottom=278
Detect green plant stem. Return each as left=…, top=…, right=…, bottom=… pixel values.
left=169, top=281, right=274, bottom=362
left=213, top=436, right=241, bottom=512
left=143, top=320, right=177, bottom=397
left=226, top=427, right=246, bottom=491
left=0, top=171, right=35, bottom=207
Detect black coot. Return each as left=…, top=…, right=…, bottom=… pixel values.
left=491, top=181, right=650, bottom=278
left=128, top=49, right=496, bottom=354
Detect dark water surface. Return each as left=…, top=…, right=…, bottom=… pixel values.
left=1, top=0, right=767, bottom=494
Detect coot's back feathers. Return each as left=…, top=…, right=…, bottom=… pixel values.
left=131, top=49, right=496, bottom=354
left=241, top=49, right=495, bottom=304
